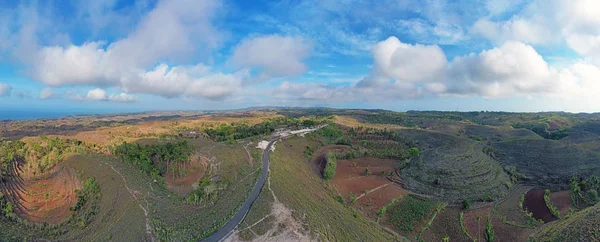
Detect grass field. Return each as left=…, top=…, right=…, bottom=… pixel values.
left=238, top=135, right=407, bottom=241
left=534, top=203, right=600, bottom=241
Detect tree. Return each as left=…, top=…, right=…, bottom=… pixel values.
left=323, top=152, right=337, bottom=180
left=409, top=147, right=420, bottom=158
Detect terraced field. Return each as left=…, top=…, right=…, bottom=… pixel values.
left=400, top=129, right=512, bottom=203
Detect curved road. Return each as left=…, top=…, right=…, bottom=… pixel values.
left=200, top=139, right=276, bottom=242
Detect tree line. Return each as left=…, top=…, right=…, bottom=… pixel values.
left=203, top=117, right=326, bottom=142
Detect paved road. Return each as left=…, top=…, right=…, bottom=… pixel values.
left=200, top=139, right=276, bottom=242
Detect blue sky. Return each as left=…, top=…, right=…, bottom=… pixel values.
left=1, top=0, right=600, bottom=116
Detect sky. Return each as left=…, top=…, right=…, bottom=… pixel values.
left=1, top=0, right=600, bottom=115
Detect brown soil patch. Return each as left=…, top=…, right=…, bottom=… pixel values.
left=331, top=157, right=407, bottom=217
left=463, top=204, right=533, bottom=242
left=523, top=189, right=556, bottom=223
left=1, top=166, right=81, bottom=224
left=549, top=190, right=574, bottom=216
left=356, top=184, right=407, bottom=217
left=421, top=207, right=470, bottom=242
left=164, top=155, right=207, bottom=197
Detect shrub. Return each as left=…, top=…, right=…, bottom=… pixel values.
left=409, top=147, right=420, bottom=158
left=485, top=215, right=495, bottom=242
left=323, top=152, right=337, bottom=180
left=349, top=192, right=357, bottom=204
left=335, top=136, right=352, bottom=145
left=71, top=177, right=100, bottom=212
left=334, top=195, right=345, bottom=205
left=543, top=189, right=561, bottom=218
left=463, top=199, right=471, bottom=210
left=588, top=190, right=599, bottom=204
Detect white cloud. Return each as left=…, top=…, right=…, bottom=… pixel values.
left=21, top=0, right=231, bottom=100
left=107, top=92, right=138, bottom=102
left=0, top=83, right=13, bottom=97
left=126, top=64, right=243, bottom=100
left=72, top=88, right=137, bottom=102
left=473, top=0, right=600, bottom=63
left=279, top=38, right=600, bottom=104
left=472, top=17, right=553, bottom=45
left=274, top=81, right=355, bottom=101
left=357, top=36, right=447, bottom=88
left=39, top=87, right=59, bottom=99
left=443, top=41, right=557, bottom=97
left=231, top=35, right=312, bottom=81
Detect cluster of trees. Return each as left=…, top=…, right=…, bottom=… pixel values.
left=203, top=117, right=326, bottom=142
left=570, top=176, right=600, bottom=207
left=319, top=125, right=343, bottom=139
left=185, top=177, right=229, bottom=205
left=0, top=141, right=24, bottom=182
left=0, top=192, right=15, bottom=219
left=71, top=177, right=100, bottom=212
left=513, top=122, right=569, bottom=140
left=113, top=141, right=195, bottom=178
left=1, top=137, right=88, bottom=178
left=323, top=152, right=337, bottom=180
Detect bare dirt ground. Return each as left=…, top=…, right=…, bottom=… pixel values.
left=2, top=165, right=82, bottom=224
left=549, top=190, right=574, bottom=216
left=331, top=158, right=407, bottom=217
left=164, top=155, right=208, bottom=197
left=523, top=189, right=556, bottom=223
left=463, top=204, right=534, bottom=242
left=244, top=145, right=253, bottom=166
left=421, top=207, right=470, bottom=242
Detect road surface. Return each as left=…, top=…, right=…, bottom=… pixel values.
left=201, top=126, right=322, bottom=242
left=200, top=139, right=275, bottom=242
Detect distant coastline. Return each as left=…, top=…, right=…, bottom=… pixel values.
left=0, top=109, right=106, bottom=121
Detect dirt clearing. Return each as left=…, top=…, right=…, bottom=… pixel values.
left=164, top=155, right=208, bottom=197
left=523, top=189, right=557, bottom=223
left=3, top=165, right=82, bottom=224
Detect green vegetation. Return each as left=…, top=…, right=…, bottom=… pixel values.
left=463, top=199, right=471, bottom=210
left=543, top=190, right=561, bottom=219
left=202, top=117, right=324, bottom=142
left=71, top=177, right=100, bottom=212
left=459, top=212, right=475, bottom=242
left=512, top=121, right=569, bottom=140
left=387, top=195, right=437, bottom=232
left=186, top=177, right=229, bottom=205
left=484, top=215, right=494, bottom=242
left=409, top=147, right=420, bottom=158
left=113, top=140, right=194, bottom=177
left=569, top=176, right=600, bottom=208
left=416, top=203, right=446, bottom=241
left=1, top=137, right=90, bottom=177
left=535, top=203, right=600, bottom=241
left=319, top=124, right=344, bottom=139
left=263, top=136, right=403, bottom=241
left=323, top=152, right=337, bottom=180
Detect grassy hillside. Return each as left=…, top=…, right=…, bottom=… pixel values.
left=239, top=135, right=405, bottom=241
left=399, top=129, right=512, bottom=203
left=534, top=203, right=600, bottom=241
